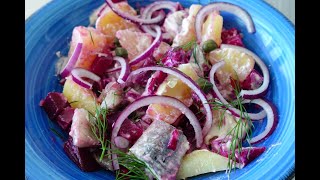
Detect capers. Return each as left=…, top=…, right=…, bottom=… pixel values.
left=114, top=38, right=121, bottom=47
left=115, top=47, right=128, bottom=58
left=202, top=39, right=218, bottom=53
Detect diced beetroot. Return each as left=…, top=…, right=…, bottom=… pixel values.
left=143, top=71, right=168, bottom=95
left=241, top=69, right=264, bottom=90
left=63, top=136, right=101, bottom=172
left=167, top=129, right=179, bottom=150
left=118, top=119, right=144, bottom=145
left=161, top=47, right=191, bottom=67
left=40, top=92, right=69, bottom=120
left=90, top=54, right=113, bottom=76
left=56, top=107, right=75, bottom=132
left=221, top=28, right=244, bottom=47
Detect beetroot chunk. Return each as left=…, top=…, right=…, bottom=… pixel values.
left=56, top=107, right=75, bottom=132
left=63, top=136, right=101, bottom=172
left=118, top=119, right=144, bottom=145
left=40, top=92, right=69, bottom=120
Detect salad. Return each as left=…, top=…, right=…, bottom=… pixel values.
left=40, top=0, right=278, bottom=179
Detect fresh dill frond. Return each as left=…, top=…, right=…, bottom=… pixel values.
left=69, top=101, right=78, bottom=104
left=192, top=44, right=201, bottom=69
left=175, top=39, right=197, bottom=51
left=89, top=30, right=95, bottom=45
left=49, top=127, right=65, bottom=140
left=156, top=60, right=164, bottom=66
left=208, top=71, right=253, bottom=175
left=89, top=105, right=110, bottom=161
left=197, top=76, right=213, bottom=93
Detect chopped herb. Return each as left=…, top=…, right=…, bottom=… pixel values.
left=89, top=30, right=95, bottom=45
left=49, top=127, right=65, bottom=140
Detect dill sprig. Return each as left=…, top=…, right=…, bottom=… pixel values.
left=197, top=76, right=213, bottom=93
left=89, top=106, right=158, bottom=179
left=208, top=72, right=253, bottom=175
left=89, top=30, right=95, bottom=45
left=106, top=148, right=159, bottom=180
left=175, top=39, right=197, bottom=51
left=89, top=104, right=110, bottom=161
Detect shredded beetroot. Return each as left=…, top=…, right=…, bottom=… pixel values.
left=167, top=129, right=179, bottom=150
left=221, top=28, right=244, bottom=47
left=161, top=47, right=191, bottom=67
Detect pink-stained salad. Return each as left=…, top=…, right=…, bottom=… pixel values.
left=40, top=1, right=278, bottom=179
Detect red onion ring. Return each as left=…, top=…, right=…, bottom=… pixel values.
left=111, top=95, right=203, bottom=169
left=129, top=25, right=162, bottom=65
left=195, top=2, right=255, bottom=42
left=60, top=43, right=83, bottom=78
left=209, top=61, right=266, bottom=120
left=114, top=136, right=129, bottom=149
left=220, top=44, right=270, bottom=99
left=243, top=99, right=278, bottom=144
left=141, top=1, right=180, bottom=39
left=105, top=26, right=162, bottom=73
left=127, top=66, right=213, bottom=136
left=98, top=54, right=130, bottom=84
left=104, top=0, right=165, bottom=25
left=71, top=68, right=101, bottom=89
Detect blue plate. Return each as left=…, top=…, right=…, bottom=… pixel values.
left=26, top=0, right=295, bottom=179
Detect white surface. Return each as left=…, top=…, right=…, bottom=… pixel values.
left=25, top=0, right=295, bottom=25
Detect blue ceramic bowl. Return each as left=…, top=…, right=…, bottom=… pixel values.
left=25, top=0, right=295, bottom=179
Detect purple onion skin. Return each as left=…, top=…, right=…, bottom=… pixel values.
left=161, top=47, right=191, bottom=67
left=63, top=136, right=101, bottom=172
left=56, top=107, right=75, bottom=132
left=40, top=92, right=69, bottom=120
left=251, top=99, right=279, bottom=144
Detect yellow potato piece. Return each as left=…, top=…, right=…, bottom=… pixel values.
left=177, top=150, right=229, bottom=179
left=63, top=76, right=97, bottom=114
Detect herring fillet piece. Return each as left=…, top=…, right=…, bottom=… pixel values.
left=129, top=120, right=190, bottom=180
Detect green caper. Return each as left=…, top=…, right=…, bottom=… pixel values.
left=202, top=39, right=218, bottom=53
left=114, top=38, right=121, bottom=47
left=115, top=47, right=128, bottom=58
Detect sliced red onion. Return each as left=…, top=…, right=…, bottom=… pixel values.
left=127, top=66, right=212, bottom=136
left=71, top=68, right=101, bottom=89
left=98, top=53, right=130, bottom=84
left=243, top=99, right=278, bottom=144
left=220, top=44, right=270, bottom=99
left=111, top=95, right=203, bottom=169
left=97, top=3, right=108, bottom=17
left=141, top=1, right=180, bottom=39
left=129, top=25, right=162, bottom=65
left=209, top=61, right=266, bottom=120
left=114, top=136, right=129, bottom=149
left=195, top=2, right=255, bottom=42
left=104, top=0, right=165, bottom=25
left=60, top=43, right=83, bottom=78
